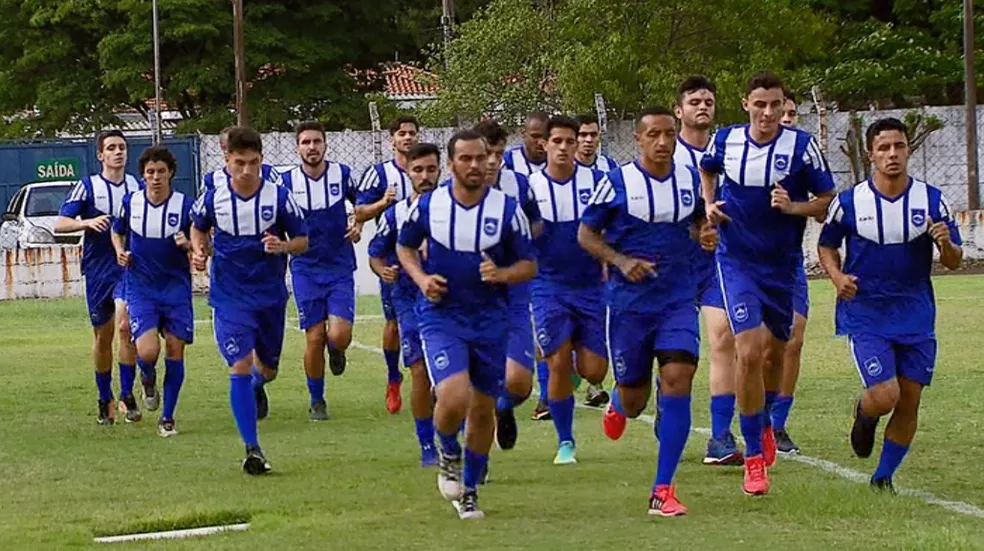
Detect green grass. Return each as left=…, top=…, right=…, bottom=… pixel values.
left=2, top=277, right=984, bottom=549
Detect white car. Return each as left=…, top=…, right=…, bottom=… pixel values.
left=0, top=181, right=83, bottom=249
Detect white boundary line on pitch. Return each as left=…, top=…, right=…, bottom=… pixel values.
left=94, top=523, right=250, bottom=544
left=193, top=314, right=386, bottom=325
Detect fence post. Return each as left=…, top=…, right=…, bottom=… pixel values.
left=368, top=102, right=383, bottom=164
left=594, top=93, right=608, bottom=157
left=810, top=85, right=828, bottom=153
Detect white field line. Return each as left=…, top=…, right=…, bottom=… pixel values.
left=94, top=523, right=249, bottom=544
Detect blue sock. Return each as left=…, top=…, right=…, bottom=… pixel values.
left=548, top=395, right=575, bottom=445
left=251, top=366, right=268, bottom=390
left=763, top=391, right=778, bottom=429
left=873, top=438, right=910, bottom=481
left=536, top=360, right=549, bottom=401
left=437, top=428, right=461, bottom=458
left=95, top=371, right=113, bottom=402
left=771, top=395, right=794, bottom=431
left=136, top=357, right=157, bottom=382
left=463, top=447, right=489, bottom=491
left=118, top=363, right=136, bottom=399
left=496, top=392, right=529, bottom=412
left=230, top=374, right=259, bottom=447
left=415, top=417, right=435, bottom=450
left=740, top=411, right=764, bottom=457
left=610, top=386, right=626, bottom=415
left=307, top=376, right=325, bottom=406
left=710, top=394, right=736, bottom=440
left=384, top=350, right=401, bottom=384
left=162, top=359, right=185, bottom=421
left=655, top=376, right=664, bottom=416
left=655, top=395, right=692, bottom=487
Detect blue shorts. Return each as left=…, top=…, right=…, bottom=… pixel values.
left=531, top=289, right=606, bottom=358
left=294, top=274, right=355, bottom=330
left=380, top=280, right=397, bottom=321
left=506, top=307, right=535, bottom=370
left=213, top=305, right=287, bottom=369
left=85, top=277, right=125, bottom=327
left=127, top=294, right=195, bottom=344
left=395, top=298, right=424, bottom=367
left=696, top=258, right=724, bottom=309
left=849, top=334, right=937, bottom=388
left=716, top=256, right=795, bottom=341
left=793, top=264, right=810, bottom=319
left=608, top=304, right=700, bottom=387
left=420, top=325, right=505, bottom=397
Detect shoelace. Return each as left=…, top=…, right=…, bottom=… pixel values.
left=748, top=460, right=766, bottom=478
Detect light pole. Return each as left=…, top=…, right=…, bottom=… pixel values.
left=152, top=0, right=162, bottom=144
left=964, top=0, right=979, bottom=210
left=232, top=0, right=247, bottom=126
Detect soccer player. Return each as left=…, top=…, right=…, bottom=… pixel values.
left=700, top=71, right=834, bottom=495
left=473, top=119, right=541, bottom=449
left=780, top=90, right=799, bottom=128
left=368, top=142, right=442, bottom=466
left=672, top=75, right=743, bottom=465
left=55, top=130, right=144, bottom=425
left=281, top=121, right=361, bottom=421
left=503, top=112, right=548, bottom=176
left=355, top=115, right=421, bottom=413
left=397, top=130, right=536, bottom=519
left=190, top=127, right=308, bottom=474
left=201, top=126, right=281, bottom=193
left=528, top=115, right=608, bottom=465
left=575, top=114, right=619, bottom=174
left=110, top=146, right=193, bottom=437
left=817, top=117, right=962, bottom=492
left=580, top=106, right=704, bottom=517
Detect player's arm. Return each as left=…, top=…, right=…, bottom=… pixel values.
left=397, top=199, right=447, bottom=302
left=480, top=207, right=537, bottom=284
left=929, top=193, right=963, bottom=270
left=779, top=136, right=836, bottom=219
left=190, top=193, right=214, bottom=271
left=578, top=177, right=655, bottom=282
left=54, top=180, right=108, bottom=233
left=816, top=196, right=858, bottom=300
left=110, top=197, right=132, bottom=266
left=367, top=210, right=400, bottom=283
left=699, top=139, right=729, bottom=224
left=353, top=168, right=393, bottom=222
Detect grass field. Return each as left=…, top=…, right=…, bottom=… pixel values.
left=2, top=276, right=984, bottom=550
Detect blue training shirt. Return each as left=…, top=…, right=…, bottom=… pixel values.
left=368, top=197, right=419, bottom=305
left=818, top=178, right=961, bottom=337
left=201, top=164, right=280, bottom=194
left=577, top=154, right=619, bottom=175
left=355, top=160, right=412, bottom=207
left=581, top=161, right=703, bottom=313
left=503, top=146, right=546, bottom=177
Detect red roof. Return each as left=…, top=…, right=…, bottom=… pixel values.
left=382, top=64, right=438, bottom=99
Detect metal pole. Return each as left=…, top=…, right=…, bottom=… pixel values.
left=152, top=0, right=163, bottom=144
left=232, top=0, right=248, bottom=126
left=441, top=0, right=454, bottom=72
left=965, top=0, right=979, bottom=210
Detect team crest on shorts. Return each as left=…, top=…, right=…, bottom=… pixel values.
left=578, top=188, right=592, bottom=205
left=680, top=188, right=693, bottom=207
left=614, top=355, right=627, bottom=376
left=911, top=208, right=926, bottom=227
left=330, top=183, right=340, bottom=196
left=402, top=338, right=411, bottom=354
left=536, top=327, right=550, bottom=348
left=863, top=356, right=883, bottom=377
left=733, top=302, right=749, bottom=323
left=483, top=217, right=498, bottom=236
left=224, top=338, right=240, bottom=358
left=261, top=205, right=274, bottom=221
left=167, top=213, right=179, bottom=227
left=434, top=351, right=450, bottom=370
left=773, top=154, right=790, bottom=172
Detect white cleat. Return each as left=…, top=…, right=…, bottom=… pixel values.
left=437, top=451, right=463, bottom=501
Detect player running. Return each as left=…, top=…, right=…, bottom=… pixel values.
left=201, top=126, right=281, bottom=193
left=700, top=72, right=834, bottom=495
left=191, top=127, right=308, bottom=474
left=528, top=115, right=608, bottom=465
left=110, top=146, right=193, bottom=437
left=397, top=130, right=536, bottom=519
left=355, top=115, right=421, bottom=414
left=581, top=106, right=704, bottom=516
left=55, top=130, right=144, bottom=425
left=818, top=117, right=962, bottom=493
left=281, top=121, right=361, bottom=421
left=369, top=142, right=442, bottom=466
left=503, top=112, right=548, bottom=176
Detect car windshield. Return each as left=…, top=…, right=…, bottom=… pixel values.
left=25, top=186, right=72, bottom=217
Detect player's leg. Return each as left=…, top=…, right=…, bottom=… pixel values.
left=531, top=343, right=551, bottom=421
left=651, top=354, right=697, bottom=517
left=420, top=327, right=470, bottom=502
left=495, top=311, right=534, bottom=451
left=302, top=317, right=329, bottom=420
left=400, top=309, right=436, bottom=466
left=158, top=331, right=187, bottom=437
left=603, top=309, right=653, bottom=440
left=87, top=281, right=117, bottom=425
left=251, top=305, right=286, bottom=421
left=535, top=293, right=580, bottom=463
left=325, top=275, right=355, bottom=378
left=757, top=281, right=795, bottom=467
left=702, top=305, right=742, bottom=466
left=848, top=334, right=900, bottom=461
left=380, top=282, right=403, bottom=413
left=129, top=311, right=161, bottom=427
left=116, top=283, right=146, bottom=415
left=215, top=309, right=269, bottom=474
left=773, top=311, right=807, bottom=455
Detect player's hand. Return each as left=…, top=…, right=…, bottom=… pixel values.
left=770, top=185, right=793, bottom=213
left=86, top=215, right=111, bottom=233
left=698, top=223, right=718, bottom=252
left=191, top=249, right=208, bottom=271
left=615, top=255, right=656, bottom=283
left=832, top=272, right=859, bottom=300
left=380, top=264, right=400, bottom=284
left=383, top=186, right=398, bottom=205
left=261, top=232, right=289, bottom=255
left=116, top=249, right=131, bottom=268
left=173, top=231, right=189, bottom=249
left=928, top=220, right=951, bottom=247
left=479, top=252, right=505, bottom=284
left=418, top=274, right=448, bottom=303
left=705, top=201, right=731, bottom=225
left=344, top=220, right=362, bottom=244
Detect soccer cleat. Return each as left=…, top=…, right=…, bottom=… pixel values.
left=420, top=444, right=439, bottom=468
left=118, top=395, right=142, bottom=423
left=437, top=451, right=464, bottom=501
left=851, top=399, right=879, bottom=458
left=762, top=426, right=777, bottom=467
left=870, top=477, right=897, bottom=495
left=742, top=454, right=770, bottom=496
left=141, top=378, right=160, bottom=411
left=309, top=400, right=329, bottom=421
left=327, top=347, right=346, bottom=376
left=584, top=385, right=610, bottom=407
left=703, top=432, right=744, bottom=466
left=157, top=418, right=178, bottom=438
left=774, top=429, right=800, bottom=456
left=495, top=407, right=518, bottom=450
left=255, top=386, right=269, bottom=420
left=648, top=485, right=688, bottom=517
left=242, top=445, right=272, bottom=475
left=385, top=381, right=402, bottom=414
left=531, top=399, right=552, bottom=421
left=456, top=490, right=485, bottom=520
left=602, top=401, right=627, bottom=441
left=96, top=399, right=115, bottom=426
left=553, top=441, right=577, bottom=465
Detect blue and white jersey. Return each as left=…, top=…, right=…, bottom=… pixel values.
left=201, top=164, right=281, bottom=194
left=192, top=181, right=308, bottom=310
left=113, top=190, right=194, bottom=303
left=281, top=162, right=357, bottom=284
left=582, top=161, right=703, bottom=313
left=355, top=159, right=412, bottom=206
left=398, top=185, right=534, bottom=336
left=493, top=168, right=540, bottom=224
left=528, top=165, right=606, bottom=290
left=577, top=154, right=619, bottom=175
left=675, top=137, right=715, bottom=265
left=700, top=125, right=834, bottom=269
left=368, top=197, right=418, bottom=304
left=503, top=146, right=546, bottom=177
left=59, top=173, right=143, bottom=281
left=818, top=178, right=960, bottom=337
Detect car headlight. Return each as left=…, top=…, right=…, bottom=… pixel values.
left=23, top=225, right=55, bottom=244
